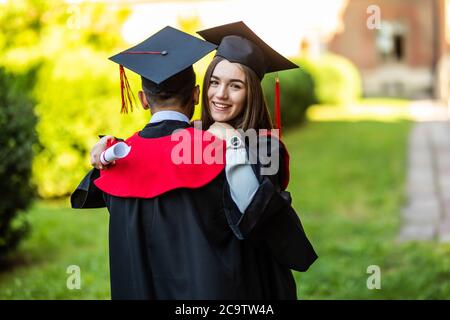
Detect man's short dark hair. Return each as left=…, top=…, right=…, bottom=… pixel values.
left=142, top=66, right=196, bottom=108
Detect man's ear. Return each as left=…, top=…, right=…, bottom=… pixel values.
left=138, top=90, right=150, bottom=110
left=192, top=85, right=200, bottom=105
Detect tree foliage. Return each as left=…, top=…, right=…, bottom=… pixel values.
left=1, top=0, right=145, bottom=197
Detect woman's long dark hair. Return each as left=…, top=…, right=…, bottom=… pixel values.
left=201, top=56, right=273, bottom=131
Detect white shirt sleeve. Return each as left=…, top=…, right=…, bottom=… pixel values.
left=225, top=147, right=260, bottom=214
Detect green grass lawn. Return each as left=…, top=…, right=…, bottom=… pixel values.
left=2, top=119, right=450, bottom=299
left=0, top=200, right=110, bottom=299
left=287, top=120, right=450, bottom=299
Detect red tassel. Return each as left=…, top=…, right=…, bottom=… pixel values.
left=119, top=65, right=136, bottom=114
left=118, top=51, right=166, bottom=113
left=274, top=75, right=281, bottom=138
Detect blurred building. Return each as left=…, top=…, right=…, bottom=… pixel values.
left=327, top=0, right=448, bottom=100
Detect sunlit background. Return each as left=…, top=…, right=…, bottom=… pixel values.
left=1, top=0, right=450, bottom=299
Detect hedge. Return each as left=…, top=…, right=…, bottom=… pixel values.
left=0, top=67, right=37, bottom=261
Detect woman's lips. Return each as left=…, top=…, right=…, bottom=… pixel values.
left=212, top=101, right=231, bottom=112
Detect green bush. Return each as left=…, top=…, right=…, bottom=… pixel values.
left=0, top=1, right=136, bottom=198
left=32, top=48, right=147, bottom=198
left=262, top=66, right=316, bottom=128
left=0, top=67, right=37, bottom=261
left=299, top=53, right=362, bottom=105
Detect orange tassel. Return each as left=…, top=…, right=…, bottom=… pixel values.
left=274, top=74, right=281, bottom=138
left=119, top=65, right=136, bottom=114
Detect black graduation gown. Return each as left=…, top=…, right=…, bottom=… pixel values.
left=223, top=134, right=318, bottom=298
left=71, top=120, right=317, bottom=300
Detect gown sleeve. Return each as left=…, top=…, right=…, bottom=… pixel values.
left=71, top=135, right=123, bottom=209
left=222, top=134, right=318, bottom=271
left=225, top=147, right=259, bottom=213
left=71, top=168, right=106, bottom=208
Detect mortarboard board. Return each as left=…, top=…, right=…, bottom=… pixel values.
left=197, top=21, right=298, bottom=80
left=109, top=26, right=217, bottom=113
left=197, top=21, right=298, bottom=136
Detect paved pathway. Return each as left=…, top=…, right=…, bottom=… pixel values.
left=398, top=100, right=450, bottom=242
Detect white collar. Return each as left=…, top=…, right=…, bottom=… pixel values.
left=149, top=110, right=190, bottom=124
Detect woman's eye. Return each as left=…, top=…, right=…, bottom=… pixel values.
left=231, top=83, right=242, bottom=89
left=210, top=80, right=219, bottom=85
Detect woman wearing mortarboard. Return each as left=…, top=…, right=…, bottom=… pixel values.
left=197, top=21, right=318, bottom=298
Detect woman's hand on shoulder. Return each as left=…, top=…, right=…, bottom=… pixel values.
left=207, top=122, right=239, bottom=141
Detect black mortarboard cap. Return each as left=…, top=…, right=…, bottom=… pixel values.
left=197, top=21, right=298, bottom=80
left=109, top=26, right=217, bottom=113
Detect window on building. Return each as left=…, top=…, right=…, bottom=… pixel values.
left=376, top=21, right=406, bottom=62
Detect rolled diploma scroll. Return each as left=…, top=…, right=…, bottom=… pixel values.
left=100, top=142, right=131, bottom=165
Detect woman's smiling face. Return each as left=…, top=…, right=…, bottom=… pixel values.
left=207, top=59, right=247, bottom=123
